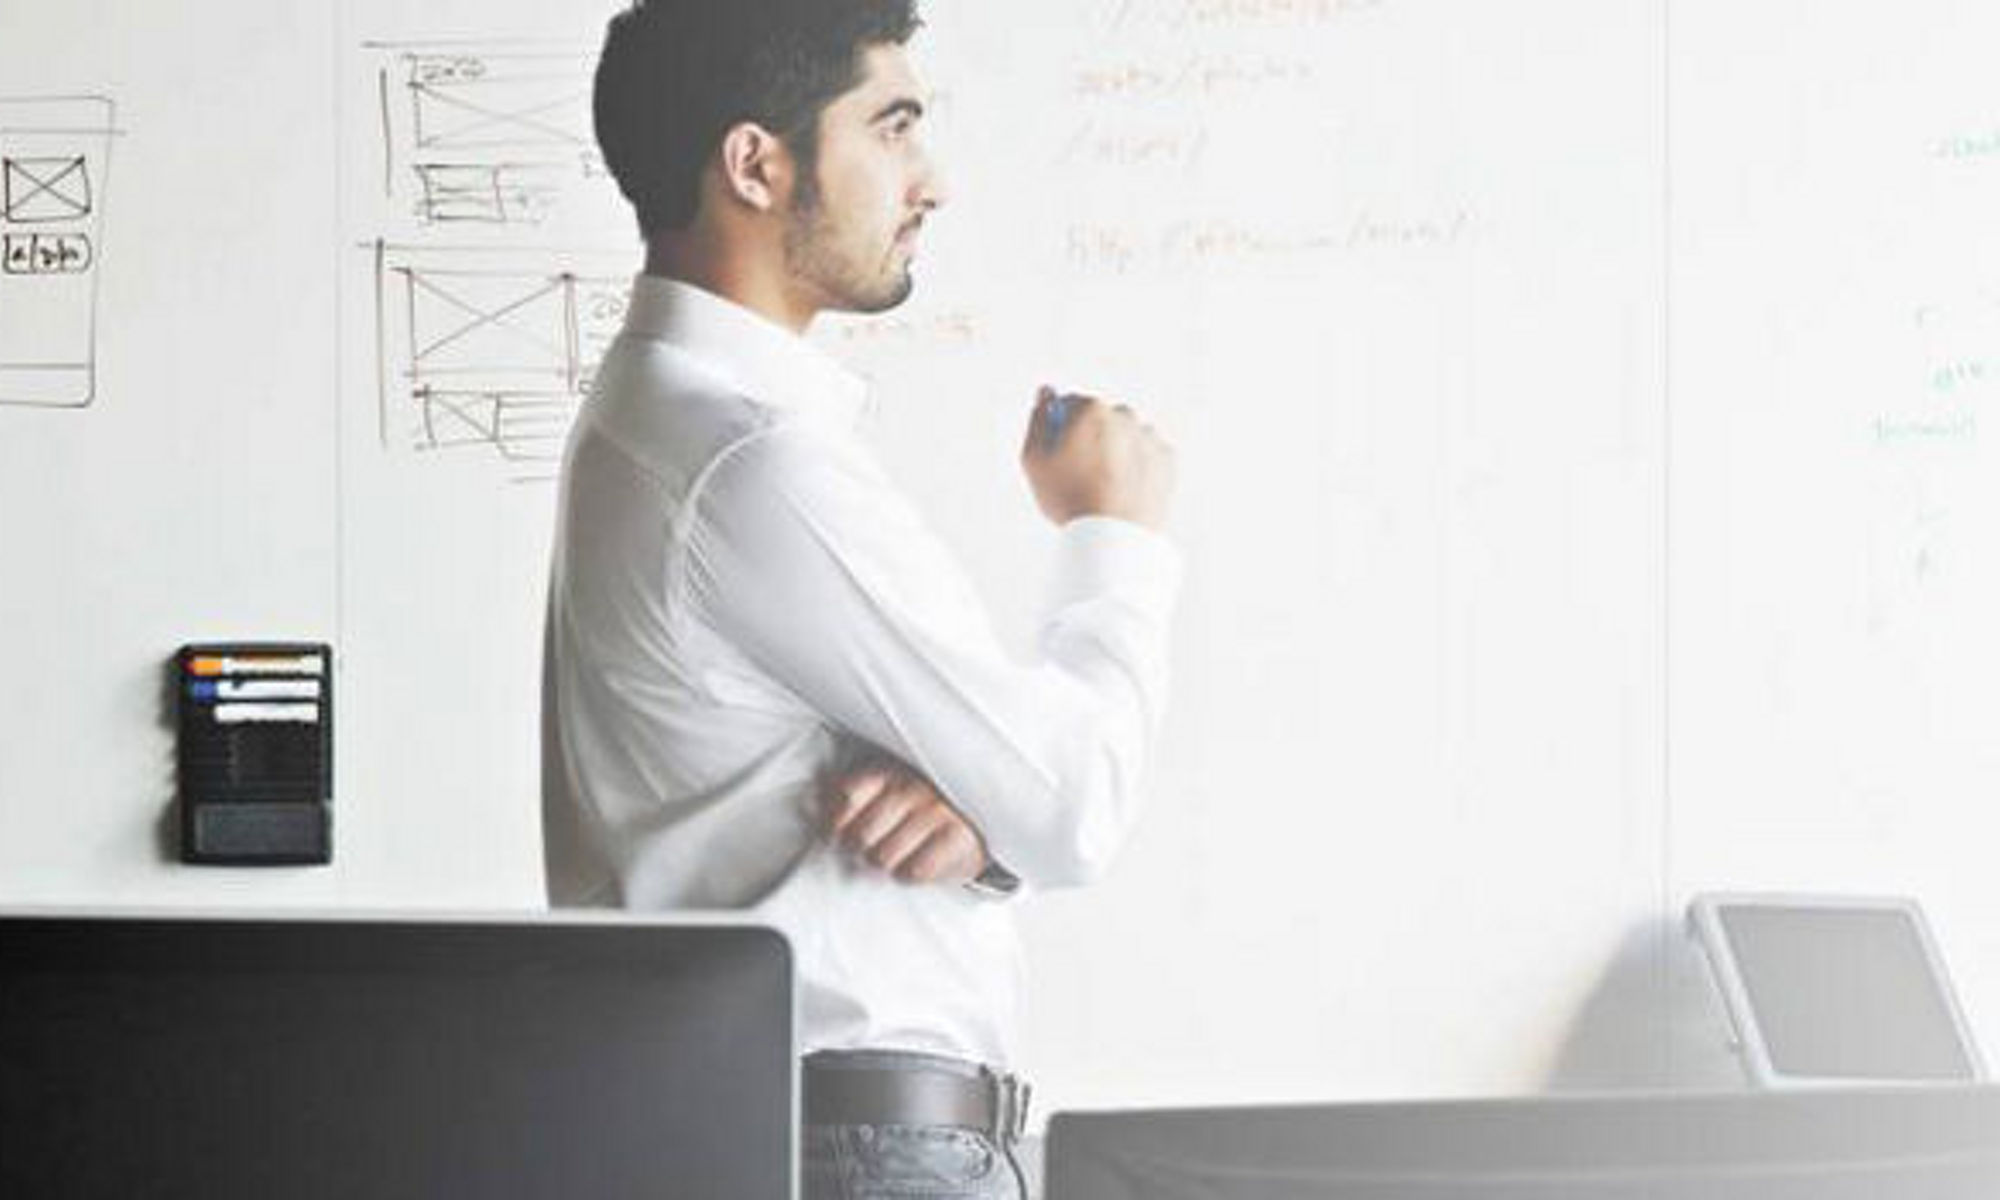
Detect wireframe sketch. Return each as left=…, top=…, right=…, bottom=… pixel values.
left=412, top=162, right=566, bottom=225
left=371, top=43, right=613, bottom=230
left=0, top=96, right=115, bottom=408
left=3, top=234, right=92, bottom=275
left=373, top=242, right=627, bottom=481
left=4, top=156, right=93, bottom=223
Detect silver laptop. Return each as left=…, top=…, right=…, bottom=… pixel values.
left=1046, top=1085, right=2000, bottom=1198
left=1688, top=892, right=1986, bottom=1088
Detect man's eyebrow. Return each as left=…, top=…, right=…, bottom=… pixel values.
left=868, top=97, right=926, bottom=124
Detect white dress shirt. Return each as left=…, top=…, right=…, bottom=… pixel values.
left=541, top=275, right=1182, bottom=1066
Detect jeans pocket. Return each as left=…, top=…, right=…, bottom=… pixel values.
left=802, top=1125, right=849, bottom=1200
left=850, top=1124, right=1000, bottom=1196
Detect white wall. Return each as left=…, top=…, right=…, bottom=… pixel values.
left=0, top=0, right=1994, bottom=1121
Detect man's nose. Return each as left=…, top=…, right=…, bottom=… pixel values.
left=912, top=150, right=950, bottom=211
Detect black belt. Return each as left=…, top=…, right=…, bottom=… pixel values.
left=803, top=1053, right=1032, bottom=1145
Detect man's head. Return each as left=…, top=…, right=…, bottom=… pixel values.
left=594, top=0, right=946, bottom=324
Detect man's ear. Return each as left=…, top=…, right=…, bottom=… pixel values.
left=716, top=121, right=793, bottom=213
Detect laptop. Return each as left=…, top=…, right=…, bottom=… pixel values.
left=0, top=911, right=794, bottom=1199
left=1687, top=892, right=1986, bottom=1087
left=1046, top=1085, right=2000, bottom=1198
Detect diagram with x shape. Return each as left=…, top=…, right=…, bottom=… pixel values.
left=367, top=41, right=622, bottom=232
left=0, top=95, right=116, bottom=409
left=373, top=242, right=628, bottom=482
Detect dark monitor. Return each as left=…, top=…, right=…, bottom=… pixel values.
left=0, top=913, right=793, bottom=1199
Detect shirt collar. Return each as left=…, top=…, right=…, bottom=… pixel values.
left=623, top=274, right=869, bottom=428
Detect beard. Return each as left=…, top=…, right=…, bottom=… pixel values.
left=782, top=174, right=916, bottom=315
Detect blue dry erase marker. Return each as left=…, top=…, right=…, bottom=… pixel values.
left=1040, top=389, right=1080, bottom=452
left=189, top=679, right=323, bottom=702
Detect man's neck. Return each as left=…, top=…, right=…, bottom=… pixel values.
left=643, top=238, right=816, bottom=334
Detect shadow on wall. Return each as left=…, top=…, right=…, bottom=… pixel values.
left=154, top=652, right=180, bottom=863
left=1542, top=913, right=1749, bottom=1093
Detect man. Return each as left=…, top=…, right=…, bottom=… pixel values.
left=543, top=2, right=1180, bottom=1194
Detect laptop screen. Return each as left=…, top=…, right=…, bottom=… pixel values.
left=1719, top=903, right=1978, bottom=1081
left=0, top=916, right=792, bottom=1199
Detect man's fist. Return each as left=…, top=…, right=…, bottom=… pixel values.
left=1021, top=387, right=1176, bottom=530
left=825, top=762, right=991, bottom=885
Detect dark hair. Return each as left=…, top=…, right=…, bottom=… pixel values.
left=594, top=0, right=922, bottom=238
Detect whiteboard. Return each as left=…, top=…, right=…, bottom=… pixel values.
left=1670, top=0, right=2000, bottom=1092
left=0, top=0, right=1991, bottom=1121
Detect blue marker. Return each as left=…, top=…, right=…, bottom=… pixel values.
left=189, top=679, right=323, bottom=701
left=1040, top=388, right=1080, bottom=452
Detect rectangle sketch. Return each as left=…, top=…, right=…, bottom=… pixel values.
left=3, top=233, right=92, bottom=275
left=370, top=42, right=616, bottom=230
left=3, top=156, right=92, bottom=222
left=414, top=162, right=565, bottom=225
left=0, top=96, right=115, bottom=408
left=373, top=242, right=628, bottom=482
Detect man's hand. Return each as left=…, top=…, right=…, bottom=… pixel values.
left=826, top=762, right=991, bottom=885
left=1021, top=387, right=1176, bottom=530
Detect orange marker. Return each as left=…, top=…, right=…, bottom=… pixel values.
left=188, top=654, right=325, bottom=677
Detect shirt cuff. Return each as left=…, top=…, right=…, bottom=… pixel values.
left=1048, top=516, right=1184, bottom=616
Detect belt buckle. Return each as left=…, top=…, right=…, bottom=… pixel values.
left=982, top=1067, right=1031, bottom=1144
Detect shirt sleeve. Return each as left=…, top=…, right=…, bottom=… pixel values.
left=678, top=424, right=1182, bottom=891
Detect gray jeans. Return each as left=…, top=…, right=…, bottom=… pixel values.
left=802, top=1051, right=1028, bottom=1200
